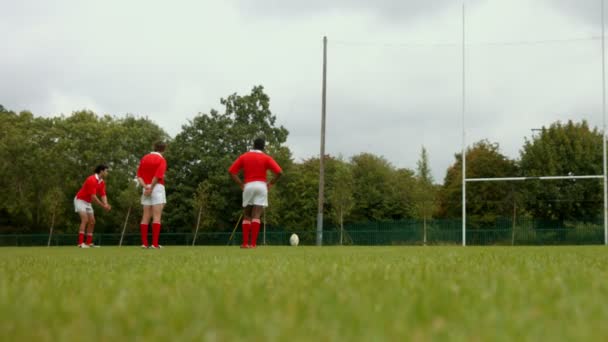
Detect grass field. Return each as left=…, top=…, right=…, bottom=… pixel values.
left=1, top=246, right=608, bottom=341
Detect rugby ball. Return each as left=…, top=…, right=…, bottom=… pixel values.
left=289, top=233, right=299, bottom=246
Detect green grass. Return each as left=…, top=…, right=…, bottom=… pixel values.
left=1, top=246, right=608, bottom=341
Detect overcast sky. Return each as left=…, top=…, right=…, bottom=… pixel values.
left=1, top=0, right=605, bottom=183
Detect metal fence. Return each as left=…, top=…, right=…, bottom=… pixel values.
left=1, top=218, right=604, bottom=246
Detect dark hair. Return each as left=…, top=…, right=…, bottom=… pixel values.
left=253, top=138, right=265, bottom=151
left=154, top=141, right=167, bottom=152
left=95, top=164, right=108, bottom=174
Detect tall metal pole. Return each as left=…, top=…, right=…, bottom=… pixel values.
left=602, top=0, right=607, bottom=245
left=461, top=4, right=467, bottom=246
left=317, top=36, right=328, bottom=246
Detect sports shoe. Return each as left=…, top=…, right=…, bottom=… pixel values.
left=149, top=245, right=163, bottom=249
left=240, top=244, right=250, bottom=249
left=78, top=243, right=89, bottom=248
left=87, top=243, right=100, bottom=248
left=140, top=245, right=149, bottom=249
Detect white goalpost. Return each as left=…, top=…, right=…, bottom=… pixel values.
left=318, top=3, right=607, bottom=246
left=460, top=1, right=608, bottom=246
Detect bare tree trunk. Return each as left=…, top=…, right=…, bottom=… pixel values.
left=511, top=200, right=517, bottom=246
left=47, top=212, right=55, bottom=247
left=339, top=209, right=344, bottom=245
left=37, top=193, right=42, bottom=226
left=423, top=214, right=427, bottom=246
left=119, top=206, right=132, bottom=247
left=192, top=206, right=203, bottom=246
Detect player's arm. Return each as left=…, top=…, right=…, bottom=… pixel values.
left=146, top=175, right=161, bottom=195
left=137, top=176, right=146, bottom=188
left=267, top=158, right=283, bottom=188
left=150, top=159, right=167, bottom=190
left=228, top=157, right=244, bottom=189
left=138, top=176, right=152, bottom=196
left=136, top=160, right=146, bottom=187
left=95, top=183, right=111, bottom=211
left=91, top=194, right=111, bottom=211
left=267, top=171, right=282, bottom=188
left=145, top=176, right=161, bottom=196
left=100, top=195, right=111, bottom=211
left=230, top=173, right=244, bottom=190
left=136, top=160, right=153, bottom=195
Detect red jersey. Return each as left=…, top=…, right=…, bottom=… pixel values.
left=229, top=150, right=282, bottom=184
left=137, top=152, right=167, bottom=185
left=75, top=174, right=106, bottom=203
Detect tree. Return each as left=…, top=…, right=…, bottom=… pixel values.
left=260, top=144, right=293, bottom=229
left=274, top=157, right=320, bottom=230
left=56, top=111, right=169, bottom=234
left=412, top=147, right=437, bottom=244
left=437, top=140, right=519, bottom=228
left=387, top=168, right=417, bottom=220
left=326, top=158, right=355, bottom=244
left=116, top=180, right=142, bottom=247
left=350, top=153, right=415, bottom=221
left=519, top=120, right=602, bottom=222
left=0, top=107, right=168, bottom=233
left=192, top=181, right=216, bottom=245
left=0, top=110, right=40, bottom=230
left=417, top=147, right=433, bottom=184
left=165, top=85, right=291, bottom=232
left=42, top=187, right=65, bottom=246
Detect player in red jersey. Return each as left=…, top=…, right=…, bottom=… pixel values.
left=229, top=138, right=282, bottom=248
left=136, top=141, right=167, bottom=249
left=74, top=164, right=111, bottom=248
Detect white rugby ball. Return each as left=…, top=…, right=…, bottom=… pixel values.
left=289, top=233, right=299, bottom=246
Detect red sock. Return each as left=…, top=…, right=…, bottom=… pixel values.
left=251, top=219, right=261, bottom=247
left=152, top=223, right=161, bottom=247
left=78, top=233, right=84, bottom=245
left=140, top=224, right=149, bottom=246
left=86, top=233, right=93, bottom=245
left=242, top=220, right=251, bottom=246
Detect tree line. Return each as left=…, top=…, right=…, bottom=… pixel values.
left=0, top=86, right=604, bottom=235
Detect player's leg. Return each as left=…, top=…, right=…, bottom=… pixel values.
left=241, top=206, right=252, bottom=248
left=147, top=185, right=167, bottom=249
left=77, top=211, right=89, bottom=247
left=85, top=213, right=96, bottom=246
left=250, top=205, right=263, bottom=247
left=249, top=182, right=268, bottom=247
left=75, top=198, right=91, bottom=247
left=140, top=205, right=152, bottom=247
left=241, top=183, right=256, bottom=248
left=151, top=203, right=164, bottom=248
left=243, top=205, right=253, bottom=221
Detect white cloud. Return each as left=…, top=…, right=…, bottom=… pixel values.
left=48, top=90, right=104, bottom=116
left=1, top=0, right=605, bottom=183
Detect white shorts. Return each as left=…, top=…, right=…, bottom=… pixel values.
left=141, top=184, right=166, bottom=206
left=242, top=181, right=268, bottom=207
left=74, top=198, right=94, bottom=214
